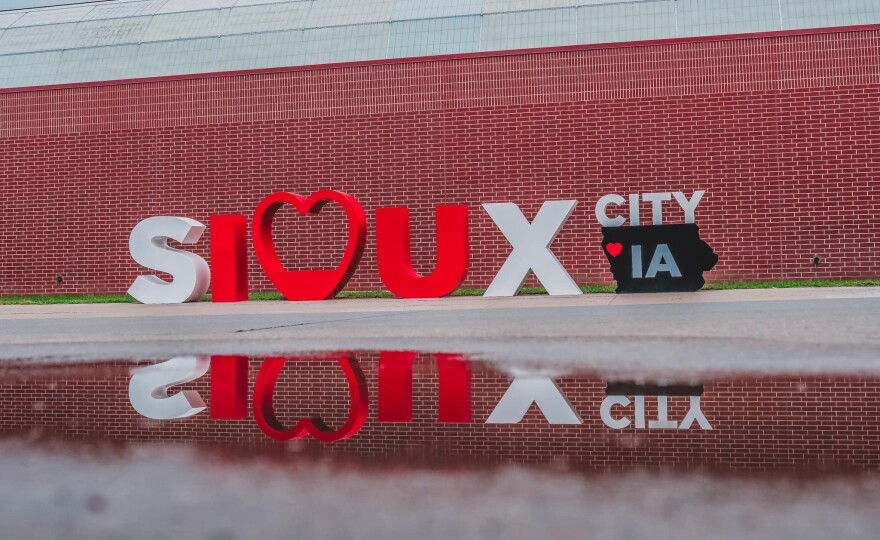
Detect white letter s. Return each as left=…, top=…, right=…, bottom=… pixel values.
left=128, top=216, right=210, bottom=304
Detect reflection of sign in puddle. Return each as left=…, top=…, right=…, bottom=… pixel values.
left=1, top=353, right=878, bottom=472
left=601, top=382, right=711, bottom=430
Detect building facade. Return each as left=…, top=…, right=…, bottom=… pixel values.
left=1, top=0, right=878, bottom=296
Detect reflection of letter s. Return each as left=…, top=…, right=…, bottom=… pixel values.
left=129, top=356, right=210, bottom=419
left=128, top=216, right=210, bottom=304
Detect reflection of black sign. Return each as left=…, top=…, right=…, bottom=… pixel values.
left=606, top=382, right=704, bottom=396
left=602, top=224, right=717, bottom=293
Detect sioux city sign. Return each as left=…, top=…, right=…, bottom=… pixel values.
left=127, top=189, right=716, bottom=303
left=130, top=354, right=712, bottom=442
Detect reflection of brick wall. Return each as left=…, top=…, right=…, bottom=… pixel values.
left=1, top=28, right=879, bottom=296
left=1, top=355, right=879, bottom=472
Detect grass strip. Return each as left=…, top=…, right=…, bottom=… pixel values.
left=1, top=279, right=877, bottom=305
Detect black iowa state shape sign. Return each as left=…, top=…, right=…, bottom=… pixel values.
left=602, top=224, right=718, bottom=293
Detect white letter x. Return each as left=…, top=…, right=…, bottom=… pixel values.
left=483, top=200, right=581, bottom=297
left=486, top=374, right=583, bottom=425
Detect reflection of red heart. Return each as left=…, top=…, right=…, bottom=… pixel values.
left=253, top=356, right=369, bottom=443
left=253, top=190, right=366, bottom=300
left=606, top=242, right=623, bottom=257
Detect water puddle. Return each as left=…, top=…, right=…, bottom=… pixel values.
left=3, top=351, right=878, bottom=473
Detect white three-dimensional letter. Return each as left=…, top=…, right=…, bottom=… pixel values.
left=129, top=356, right=210, bottom=420
left=128, top=216, right=211, bottom=304
left=679, top=395, right=712, bottom=429
left=483, top=201, right=581, bottom=296
left=487, top=375, right=582, bottom=424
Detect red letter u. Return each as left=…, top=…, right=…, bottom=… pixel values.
left=375, top=205, right=469, bottom=298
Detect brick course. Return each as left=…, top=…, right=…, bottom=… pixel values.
left=0, top=28, right=878, bottom=296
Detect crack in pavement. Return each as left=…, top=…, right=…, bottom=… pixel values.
left=235, top=312, right=405, bottom=333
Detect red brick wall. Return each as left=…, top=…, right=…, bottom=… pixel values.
left=1, top=28, right=878, bottom=296
left=1, top=354, right=878, bottom=472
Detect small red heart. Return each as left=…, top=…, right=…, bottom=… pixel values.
left=606, top=243, right=623, bottom=257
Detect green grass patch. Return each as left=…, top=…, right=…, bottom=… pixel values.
left=451, top=285, right=616, bottom=296
left=703, top=279, right=880, bottom=290
left=336, top=290, right=395, bottom=299
left=0, top=294, right=140, bottom=305
left=0, top=279, right=876, bottom=305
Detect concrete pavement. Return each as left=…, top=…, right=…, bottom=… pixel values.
left=2, top=288, right=880, bottom=540
left=0, top=287, right=878, bottom=376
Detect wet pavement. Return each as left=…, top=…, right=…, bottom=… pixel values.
left=1, top=288, right=879, bottom=376
left=1, top=289, right=879, bottom=538
left=3, top=443, right=880, bottom=540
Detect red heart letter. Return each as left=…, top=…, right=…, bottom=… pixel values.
left=253, top=190, right=366, bottom=300
left=253, top=356, right=369, bottom=443
left=606, top=242, right=623, bottom=257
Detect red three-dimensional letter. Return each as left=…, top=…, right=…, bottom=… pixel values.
left=375, top=205, right=469, bottom=298
left=210, top=215, right=249, bottom=302
left=252, top=356, right=369, bottom=442
left=436, top=354, right=471, bottom=423
left=378, top=351, right=471, bottom=423
left=210, top=355, right=249, bottom=419
left=252, top=191, right=367, bottom=301
left=378, top=351, right=415, bottom=422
